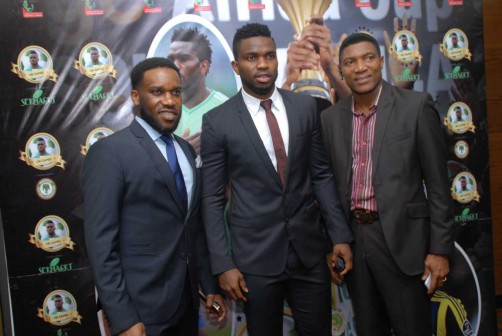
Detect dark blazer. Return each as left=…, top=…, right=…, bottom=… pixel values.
left=83, top=119, right=216, bottom=335
left=321, top=81, right=454, bottom=276
left=200, top=89, right=353, bottom=276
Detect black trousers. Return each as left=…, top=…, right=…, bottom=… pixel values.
left=242, top=245, right=332, bottom=336
left=346, top=219, right=431, bottom=336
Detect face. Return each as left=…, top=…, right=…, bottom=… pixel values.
left=460, top=178, right=467, bottom=189
left=37, top=140, right=46, bottom=154
left=456, top=109, right=462, bottom=120
left=339, top=41, right=383, bottom=97
left=90, top=50, right=100, bottom=63
left=452, top=35, right=458, bottom=46
left=46, top=222, right=55, bottom=236
left=168, top=41, right=207, bottom=96
left=232, top=36, right=278, bottom=99
left=401, top=36, right=408, bottom=48
left=30, top=53, right=39, bottom=67
left=54, top=297, right=63, bottom=309
left=131, top=67, right=182, bottom=135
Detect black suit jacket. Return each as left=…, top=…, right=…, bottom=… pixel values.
left=200, top=89, right=353, bottom=276
left=321, top=81, right=454, bottom=275
left=83, top=119, right=217, bottom=334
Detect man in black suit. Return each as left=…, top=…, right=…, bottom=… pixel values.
left=83, top=57, right=226, bottom=336
left=200, top=23, right=353, bottom=336
left=321, top=33, right=454, bottom=336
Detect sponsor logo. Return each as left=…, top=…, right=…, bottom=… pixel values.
left=20, top=89, right=56, bottom=106
left=39, top=258, right=73, bottom=274
left=36, top=178, right=57, bottom=200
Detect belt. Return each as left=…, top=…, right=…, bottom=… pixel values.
left=352, top=209, right=379, bottom=224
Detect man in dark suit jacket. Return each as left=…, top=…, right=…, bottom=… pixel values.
left=200, top=23, right=353, bottom=336
left=321, top=33, right=454, bottom=336
left=83, top=57, right=226, bottom=336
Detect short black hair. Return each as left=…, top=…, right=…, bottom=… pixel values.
left=29, top=50, right=38, bottom=56
left=339, top=32, right=380, bottom=64
left=171, top=28, right=212, bottom=64
left=37, top=137, right=46, bottom=143
left=130, top=57, right=180, bottom=89
left=89, top=46, right=99, bottom=52
left=232, top=23, right=275, bottom=60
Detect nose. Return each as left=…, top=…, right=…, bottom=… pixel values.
left=161, top=92, right=174, bottom=106
left=355, top=59, right=367, bottom=72
left=257, top=56, right=269, bottom=69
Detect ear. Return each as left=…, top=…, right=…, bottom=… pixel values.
left=199, top=60, right=210, bottom=76
left=231, top=60, right=240, bottom=76
left=131, top=90, right=140, bottom=106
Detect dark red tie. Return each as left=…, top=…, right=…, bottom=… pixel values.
left=261, top=99, right=287, bottom=185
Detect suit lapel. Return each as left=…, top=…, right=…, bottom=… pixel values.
left=372, top=82, right=394, bottom=176
left=129, top=120, right=186, bottom=213
left=235, top=93, right=283, bottom=186
left=281, top=91, right=297, bottom=187
left=339, top=99, right=354, bottom=189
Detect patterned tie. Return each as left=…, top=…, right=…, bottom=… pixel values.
left=260, top=99, right=287, bottom=185
left=160, top=135, right=188, bottom=210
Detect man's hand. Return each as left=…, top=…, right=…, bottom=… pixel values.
left=328, top=243, right=353, bottom=283
left=218, top=268, right=248, bottom=302
left=383, top=13, right=419, bottom=89
left=205, top=294, right=228, bottom=322
left=282, top=40, right=319, bottom=90
left=422, top=254, right=450, bottom=295
left=117, top=322, right=146, bottom=336
left=182, top=128, right=201, bottom=153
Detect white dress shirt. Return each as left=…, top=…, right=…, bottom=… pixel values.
left=241, top=88, right=289, bottom=171
left=136, top=116, right=194, bottom=209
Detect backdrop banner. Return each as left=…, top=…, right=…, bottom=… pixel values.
left=0, top=0, right=496, bottom=335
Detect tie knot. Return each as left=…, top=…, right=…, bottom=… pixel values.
left=160, top=135, right=174, bottom=146
left=260, top=99, right=273, bottom=113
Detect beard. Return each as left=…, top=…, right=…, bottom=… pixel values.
left=240, top=75, right=276, bottom=97
left=139, top=106, right=180, bottom=136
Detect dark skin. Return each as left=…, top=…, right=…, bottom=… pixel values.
left=123, top=67, right=227, bottom=336
left=220, top=35, right=352, bottom=302
left=339, top=40, right=449, bottom=295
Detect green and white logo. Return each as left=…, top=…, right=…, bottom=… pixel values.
left=36, top=178, right=57, bottom=200
left=39, top=257, right=73, bottom=274
left=20, top=89, right=56, bottom=106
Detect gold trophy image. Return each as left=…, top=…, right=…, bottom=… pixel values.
left=277, top=0, right=332, bottom=101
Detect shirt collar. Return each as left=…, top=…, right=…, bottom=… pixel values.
left=351, top=84, right=383, bottom=116
left=241, top=87, right=280, bottom=116
left=135, top=116, right=173, bottom=142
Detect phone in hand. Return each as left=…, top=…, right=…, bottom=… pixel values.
left=199, top=290, right=222, bottom=315
left=334, top=258, right=346, bottom=273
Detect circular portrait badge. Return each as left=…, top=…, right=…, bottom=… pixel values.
left=36, top=177, right=57, bottom=200
left=390, top=30, right=422, bottom=63
left=29, top=215, right=75, bottom=252
left=80, top=127, right=114, bottom=155
left=12, top=46, right=58, bottom=84
left=74, top=43, right=116, bottom=79
left=37, top=290, right=82, bottom=326
left=451, top=172, right=480, bottom=204
left=443, top=102, right=475, bottom=135
left=19, top=133, right=66, bottom=170
left=454, top=140, right=470, bottom=160
left=440, top=29, right=472, bottom=61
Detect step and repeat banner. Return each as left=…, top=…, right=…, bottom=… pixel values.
left=0, top=0, right=497, bottom=335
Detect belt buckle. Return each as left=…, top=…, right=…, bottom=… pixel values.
left=354, top=209, right=373, bottom=224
